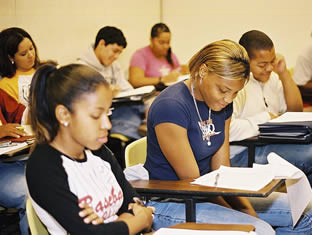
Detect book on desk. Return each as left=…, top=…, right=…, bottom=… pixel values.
left=258, top=112, right=312, bottom=143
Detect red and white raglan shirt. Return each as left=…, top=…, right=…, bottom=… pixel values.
left=26, top=144, right=139, bottom=235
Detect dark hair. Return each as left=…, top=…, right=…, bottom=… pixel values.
left=0, top=27, right=40, bottom=78
left=94, top=26, right=127, bottom=49
left=239, top=30, right=274, bottom=59
left=29, top=63, right=109, bottom=144
left=151, top=23, right=174, bottom=67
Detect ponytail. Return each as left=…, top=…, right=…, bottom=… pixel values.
left=29, top=63, right=57, bottom=144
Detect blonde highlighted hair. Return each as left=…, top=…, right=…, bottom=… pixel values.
left=188, top=39, right=250, bottom=81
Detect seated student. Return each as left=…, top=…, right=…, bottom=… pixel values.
left=129, top=23, right=185, bottom=90
left=26, top=64, right=154, bottom=235
left=293, top=39, right=312, bottom=104
left=0, top=27, right=42, bottom=110
left=229, top=30, right=312, bottom=185
left=0, top=26, right=44, bottom=235
left=143, top=39, right=312, bottom=234
left=78, top=26, right=146, bottom=141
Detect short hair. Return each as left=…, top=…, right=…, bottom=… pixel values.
left=94, top=26, right=127, bottom=49
left=29, top=63, right=109, bottom=144
left=239, top=30, right=274, bottom=59
left=0, top=27, right=40, bottom=78
left=189, top=39, right=250, bottom=81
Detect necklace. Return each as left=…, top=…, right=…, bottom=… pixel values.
left=191, top=82, right=215, bottom=146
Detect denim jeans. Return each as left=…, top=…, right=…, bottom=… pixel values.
left=230, top=144, right=312, bottom=186
left=110, top=103, right=146, bottom=140
left=0, top=160, right=28, bottom=235
left=147, top=192, right=312, bottom=234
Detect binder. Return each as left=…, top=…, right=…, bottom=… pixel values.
left=258, top=121, right=312, bottom=143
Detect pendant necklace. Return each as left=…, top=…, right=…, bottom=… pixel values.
left=191, top=82, right=215, bottom=146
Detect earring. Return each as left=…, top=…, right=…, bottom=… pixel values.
left=62, top=121, right=68, bottom=127
left=11, top=60, right=14, bottom=64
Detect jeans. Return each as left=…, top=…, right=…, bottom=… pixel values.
left=0, top=160, right=28, bottom=235
left=110, top=103, right=146, bottom=140
left=147, top=200, right=274, bottom=235
left=230, top=144, right=312, bottom=186
left=147, top=192, right=312, bottom=234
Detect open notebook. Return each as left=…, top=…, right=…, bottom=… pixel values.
left=113, top=85, right=155, bottom=103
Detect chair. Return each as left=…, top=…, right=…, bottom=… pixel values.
left=26, top=199, right=49, bottom=235
left=125, top=136, right=147, bottom=168
left=107, top=133, right=132, bottom=169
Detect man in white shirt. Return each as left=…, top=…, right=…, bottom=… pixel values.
left=230, top=30, right=312, bottom=185
left=293, top=42, right=312, bottom=104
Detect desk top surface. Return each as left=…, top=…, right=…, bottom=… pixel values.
left=145, top=222, right=255, bottom=234
left=130, top=179, right=284, bottom=198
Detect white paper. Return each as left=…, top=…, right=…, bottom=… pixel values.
left=154, top=228, right=257, bottom=235
left=165, top=74, right=190, bottom=86
left=267, top=153, right=312, bottom=226
left=192, top=153, right=312, bottom=227
left=114, top=85, right=155, bottom=98
left=192, top=165, right=274, bottom=191
left=0, top=142, right=28, bottom=155
left=268, top=112, right=312, bottom=123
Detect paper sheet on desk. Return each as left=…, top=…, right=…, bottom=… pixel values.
left=165, top=74, right=190, bottom=86
left=154, top=228, right=256, bottom=235
left=0, top=142, right=27, bottom=155
left=268, top=112, right=312, bottom=123
left=114, top=85, right=155, bottom=98
left=192, top=165, right=274, bottom=191
left=192, top=153, right=312, bottom=227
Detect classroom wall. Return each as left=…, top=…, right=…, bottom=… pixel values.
left=0, top=0, right=160, bottom=71
left=1, top=0, right=311, bottom=72
left=163, top=0, right=312, bottom=67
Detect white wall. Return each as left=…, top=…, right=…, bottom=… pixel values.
left=1, top=0, right=311, bottom=70
left=163, top=0, right=312, bottom=67
left=0, top=0, right=160, bottom=70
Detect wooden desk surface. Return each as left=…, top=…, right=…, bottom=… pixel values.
left=145, top=222, right=255, bottom=234
left=130, top=179, right=284, bottom=198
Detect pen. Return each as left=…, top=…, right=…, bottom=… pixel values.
left=16, top=126, right=25, bottom=131
left=214, top=172, right=220, bottom=187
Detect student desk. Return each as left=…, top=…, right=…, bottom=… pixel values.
left=0, top=141, right=34, bottom=161
left=145, top=222, right=255, bottom=234
left=130, top=179, right=284, bottom=222
left=230, top=136, right=312, bottom=167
